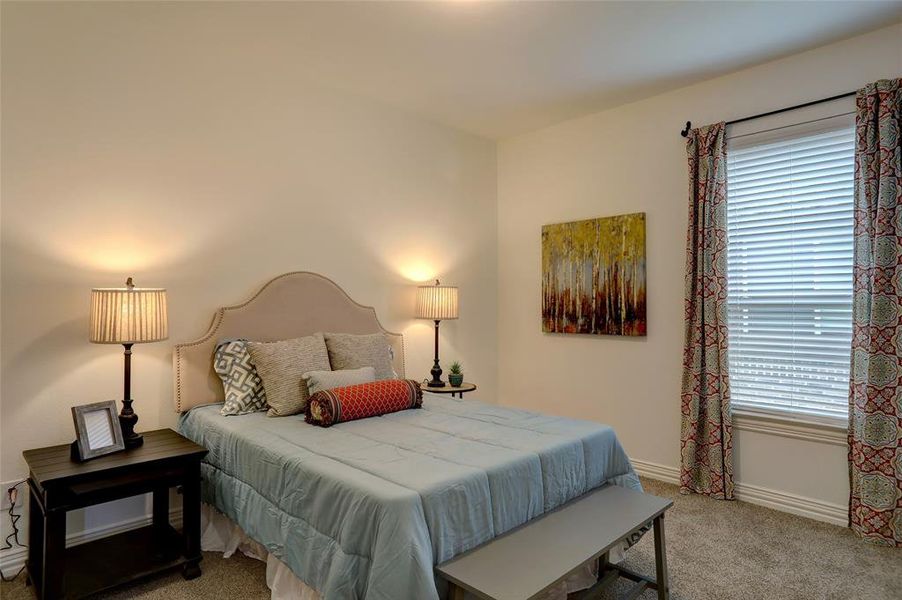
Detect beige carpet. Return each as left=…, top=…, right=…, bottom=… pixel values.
left=2, top=478, right=899, bottom=600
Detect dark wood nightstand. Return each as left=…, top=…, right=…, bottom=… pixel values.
left=22, top=428, right=207, bottom=600
left=424, top=382, right=477, bottom=399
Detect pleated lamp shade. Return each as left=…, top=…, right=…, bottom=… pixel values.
left=90, top=279, right=168, bottom=344
left=415, top=281, right=459, bottom=321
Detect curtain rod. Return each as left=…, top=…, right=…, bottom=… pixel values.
left=679, top=91, right=856, bottom=137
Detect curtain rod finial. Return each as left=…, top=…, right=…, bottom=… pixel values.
left=680, top=121, right=692, bottom=138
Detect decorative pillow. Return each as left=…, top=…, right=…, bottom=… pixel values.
left=303, top=366, right=376, bottom=395
left=324, top=332, right=395, bottom=380
left=246, top=333, right=331, bottom=417
left=306, top=379, right=422, bottom=427
left=214, top=339, right=268, bottom=416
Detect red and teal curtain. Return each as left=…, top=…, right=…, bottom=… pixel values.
left=849, top=78, right=902, bottom=546
left=680, top=122, right=734, bottom=500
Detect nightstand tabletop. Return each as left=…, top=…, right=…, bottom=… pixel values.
left=423, top=382, right=477, bottom=394
left=23, top=428, right=206, bottom=488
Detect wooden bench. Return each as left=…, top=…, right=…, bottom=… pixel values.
left=436, top=484, right=672, bottom=600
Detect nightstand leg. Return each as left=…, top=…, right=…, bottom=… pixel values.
left=41, top=510, right=65, bottom=600
left=152, top=485, right=170, bottom=559
left=26, top=486, right=44, bottom=593
left=181, top=463, right=202, bottom=580
left=153, top=486, right=169, bottom=528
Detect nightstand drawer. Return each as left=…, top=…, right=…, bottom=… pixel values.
left=62, top=464, right=191, bottom=509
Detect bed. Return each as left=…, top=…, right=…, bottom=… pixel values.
left=174, top=272, right=643, bottom=599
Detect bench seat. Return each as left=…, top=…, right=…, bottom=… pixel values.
left=436, top=484, right=672, bottom=600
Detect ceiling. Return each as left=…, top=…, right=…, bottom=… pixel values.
left=15, top=1, right=902, bottom=140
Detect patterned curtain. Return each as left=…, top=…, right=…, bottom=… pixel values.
left=680, top=122, right=734, bottom=500
left=849, top=78, right=902, bottom=546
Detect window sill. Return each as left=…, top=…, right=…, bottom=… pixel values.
left=732, top=408, right=847, bottom=447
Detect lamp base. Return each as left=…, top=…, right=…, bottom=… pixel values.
left=119, top=399, right=143, bottom=449
left=427, top=361, right=445, bottom=388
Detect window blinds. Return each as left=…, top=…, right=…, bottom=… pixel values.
left=726, top=118, right=855, bottom=420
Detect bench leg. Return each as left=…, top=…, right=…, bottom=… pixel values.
left=448, top=582, right=465, bottom=600
left=653, top=515, right=669, bottom=600
left=598, top=551, right=609, bottom=574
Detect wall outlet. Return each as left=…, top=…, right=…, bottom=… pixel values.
left=0, top=479, right=27, bottom=511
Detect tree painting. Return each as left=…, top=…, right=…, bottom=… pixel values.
left=542, top=213, right=646, bottom=336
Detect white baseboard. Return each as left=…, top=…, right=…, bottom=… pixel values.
left=0, top=508, right=183, bottom=575
left=731, top=480, right=847, bottom=527
left=630, top=459, right=680, bottom=485
left=630, top=458, right=848, bottom=527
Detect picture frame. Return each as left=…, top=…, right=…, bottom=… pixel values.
left=71, top=400, right=125, bottom=461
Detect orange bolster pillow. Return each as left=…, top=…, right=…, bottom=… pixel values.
left=305, top=379, right=422, bottom=427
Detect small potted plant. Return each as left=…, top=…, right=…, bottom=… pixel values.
left=448, top=361, right=464, bottom=387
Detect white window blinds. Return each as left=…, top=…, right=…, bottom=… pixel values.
left=726, top=115, right=855, bottom=421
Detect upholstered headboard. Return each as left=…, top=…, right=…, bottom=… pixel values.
left=173, top=272, right=405, bottom=412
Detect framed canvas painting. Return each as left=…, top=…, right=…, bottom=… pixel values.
left=542, top=212, right=646, bottom=336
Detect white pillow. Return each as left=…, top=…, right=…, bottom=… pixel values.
left=303, top=366, right=377, bottom=395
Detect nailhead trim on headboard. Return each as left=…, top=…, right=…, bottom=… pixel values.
left=172, top=272, right=406, bottom=412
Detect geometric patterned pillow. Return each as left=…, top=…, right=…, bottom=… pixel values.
left=305, top=379, right=422, bottom=427
left=214, top=339, right=268, bottom=416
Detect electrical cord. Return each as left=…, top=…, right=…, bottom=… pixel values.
left=0, top=480, right=27, bottom=582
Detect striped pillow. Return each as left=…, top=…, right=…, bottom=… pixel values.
left=247, top=333, right=331, bottom=417
left=306, top=379, right=422, bottom=427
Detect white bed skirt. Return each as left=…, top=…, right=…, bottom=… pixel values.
left=201, top=503, right=607, bottom=599
left=201, top=504, right=320, bottom=600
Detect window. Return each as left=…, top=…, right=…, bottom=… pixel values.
left=726, top=118, right=855, bottom=421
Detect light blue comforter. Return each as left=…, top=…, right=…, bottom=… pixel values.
left=179, top=394, right=641, bottom=600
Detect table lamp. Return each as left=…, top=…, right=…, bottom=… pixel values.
left=90, top=277, right=168, bottom=448
left=415, top=280, right=458, bottom=388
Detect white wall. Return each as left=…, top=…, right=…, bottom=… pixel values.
left=0, top=2, right=497, bottom=501
left=2, top=5, right=900, bottom=565
left=497, top=24, right=901, bottom=518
